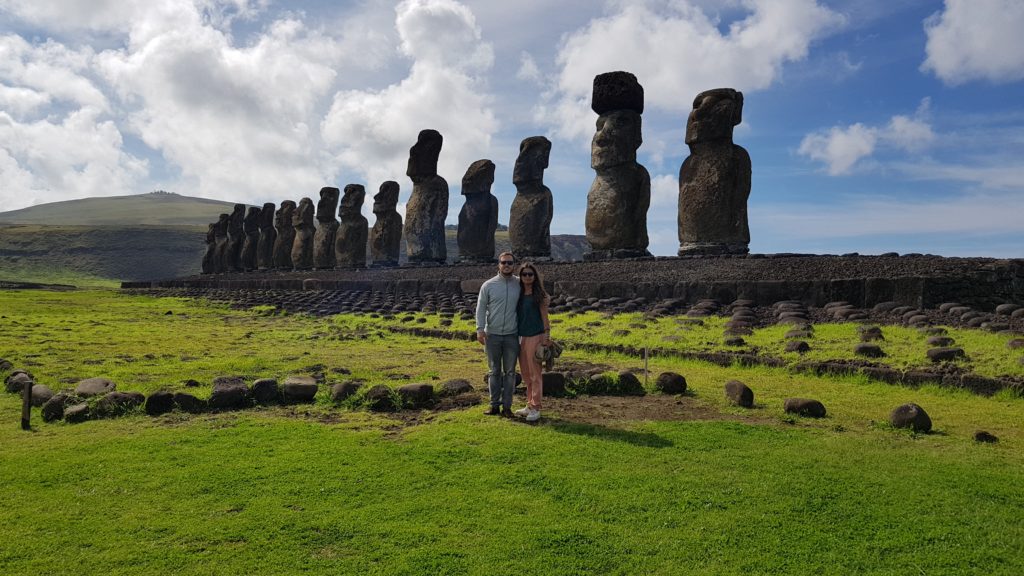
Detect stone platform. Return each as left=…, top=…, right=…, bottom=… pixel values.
left=124, top=254, right=1024, bottom=310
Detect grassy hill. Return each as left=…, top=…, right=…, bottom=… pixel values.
left=0, top=192, right=589, bottom=285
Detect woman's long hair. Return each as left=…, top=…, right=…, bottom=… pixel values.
left=517, top=262, right=549, bottom=309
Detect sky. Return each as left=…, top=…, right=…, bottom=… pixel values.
left=1, top=0, right=1022, bottom=257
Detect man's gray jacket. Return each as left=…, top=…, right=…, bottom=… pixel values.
left=475, top=274, right=521, bottom=336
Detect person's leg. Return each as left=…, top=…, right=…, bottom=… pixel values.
left=519, top=335, right=541, bottom=409
left=500, top=334, right=520, bottom=411
left=484, top=334, right=503, bottom=410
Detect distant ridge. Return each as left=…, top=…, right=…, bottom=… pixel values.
left=0, top=191, right=237, bottom=226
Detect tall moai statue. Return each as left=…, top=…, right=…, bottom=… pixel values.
left=457, top=159, right=498, bottom=263
left=225, top=203, right=246, bottom=271
left=201, top=222, right=216, bottom=274
left=678, top=88, right=751, bottom=255
left=403, top=129, right=448, bottom=263
left=584, top=71, right=651, bottom=259
left=256, top=202, right=276, bottom=270
left=211, top=213, right=230, bottom=274
left=336, top=184, right=369, bottom=268
left=370, top=181, right=402, bottom=267
left=509, top=136, right=553, bottom=259
left=271, top=201, right=296, bottom=269
left=240, top=206, right=261, bottom=271
left=291, top=197, right=315, bottom=270
left=313, top=187, right=340, bottom=269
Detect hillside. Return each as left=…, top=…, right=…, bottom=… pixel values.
left=0, top=191, right=237, bottom=226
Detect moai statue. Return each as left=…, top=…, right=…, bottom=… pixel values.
left=335, top=184, right=368, bottom=268
left=509, top=136, right=553, bottom=259
left=457, top=159, right=498, bottom=263
left=240, top=206, right=261, bottom=271
left=211, top=213, right=230, bottom=274
left=678, top=88, right=751, bottom=255
left=290, top=197, right=315, bottom=270
left=584, top=71, right=651, bottom=259
left=313, top=187, right=340, bottom=269
left=403, top=129, right=448, bottom=263
left=370, top=181, right=402, bottom=267
left=271, top=201, right=296, bottom=269
left=201, top=222, right=216, bottom=274
left=256, top=202, right=276, bottom=270
left=225, top=203, right=246, bottom=271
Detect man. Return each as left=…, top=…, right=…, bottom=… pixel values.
left=475, top=251, right=521, bottom=416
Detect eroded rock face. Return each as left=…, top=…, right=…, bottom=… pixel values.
left=509, top=136, right=553, bottom=259
left=240, top=206, right=261, bottom=271
left=256, top=203, right=276, bottom=270
left=313, top=187, right=340, bottom=269
left=678, top=88, right=751, bottom=256
left=272, top=201, right=296, bottom=269
left=457, top=159, right=498, bottom=263
left=403, top=129, right=448, bottom=263
left=201, top=222, right=217, bottom=274
left=336, top=184, right=368, bottom=268
left=290, top=197, right=315, bottom=270
left=225, top=204, right=246, bottom=272
left=585, top=72, right=650, bottom=259
left=370, top=181, right=402, bottom=267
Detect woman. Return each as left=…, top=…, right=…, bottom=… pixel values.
left=514, top=262, right=551, bottom=422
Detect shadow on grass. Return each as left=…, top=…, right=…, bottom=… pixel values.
left=542, top=417, right=674, bottom=448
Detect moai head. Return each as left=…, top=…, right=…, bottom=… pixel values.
left=215, top=213, right=230, bottom=238
left=243, top=206, right=261, bottom=231
left=294, top=197, right=314, bottom=226
left=340, top=184, right=366, bottom=219
left=513, top=136, right=551, bottom=186
left=685, top=88, right=743, bottom=145
left=259, top=203, right=275, bottom=229
left=461, top=159, right=495, bottom=196
left=592, top=110, right=642, bottom=169
left=275, top=200, right=296, bottom=229
left=206, top=222, right=216, bottom=243
left=406, top=129, right=443, bottom=182
left=373, top=181, right=400, bottom=215
left=316, top=187, right=340, bottom=222
left=228, top=204, right=246, bottom=232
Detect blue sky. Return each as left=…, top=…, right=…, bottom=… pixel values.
left=1, top=0, right=1022, bottom=257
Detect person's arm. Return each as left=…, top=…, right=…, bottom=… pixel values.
left=541, top=295, right=552, bottom=345
left=475, top=282, right=489, bottom=345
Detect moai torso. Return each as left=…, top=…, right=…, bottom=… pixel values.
left=256, top=203, right=276, bottom=270
left=225, top=204, right=246, bottom=271
left=403, top=129, right=448, bottom=263
left=290, top=197, right=315, bottom=270
left=336, top=184, right=368, bottom=268
left=678, top=88, right=751, bottom=255
left=272, top=201, right=296, bottom=269
left=457, top=159, right=498, bottom=263
left=585, top=72, right=651, bottom=259
left=201, top=222, right=217, bottom=274
left=370, top=181, right=402, bottom=267
left=240, top=206, right=261, bottom=271
left=509, top=136, right=553, bottom=258
left=211, top=214, right=230, bottom=274
left=313, top=187, right=340, bottom=269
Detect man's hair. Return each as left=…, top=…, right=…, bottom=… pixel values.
left=498, top=251, right=515, bottom=262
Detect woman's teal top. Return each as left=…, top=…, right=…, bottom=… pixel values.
left=517, top=294, right=545, bottom=337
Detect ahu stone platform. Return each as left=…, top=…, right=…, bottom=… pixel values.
left=124, top=254, right=1024, bottom=311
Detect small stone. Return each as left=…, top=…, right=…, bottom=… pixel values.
left=973, top=430, right=998, bottom=443
left=654, top=372, right=687, bottom=394
left=95, top=391, right=145, bottom=417
left=725, top=380, right=753, bottom=408
left=927, top=347, right=965, bottom=362
left=724, top=336, right=746, bottom=347
left=251, top=378, right=280, bottom=405
left=64, top=403, right=90, bottom=424
left=330, top=381, right=363, bottom=402
left=398, top=383, right=435, bottom=409
left=784, top=398, right=826, bottom=418
left=1007, top=339, right=1024, bottom=350
left=74, top=377, right=116, bottom=397
left=858, top=326, right=884, bottom=342
left=30, top=384, right=54, bottom=407
left=785, top=340, right=810, bottom=354
left=994, top=303, right=1020, bottom=315
left=927, top=336, right=955, bottom=347
left=5, top=371, right=33, bottom=393
left=889, top=403, right=932, bottom=433
left=173, top=392, right=206, bottom=413
left=439, top=379, right=473, bottom=397
left=364, top=384, right=397, bottom=412
left=209, top=378, right=251, bottom=410
left=541, top=372, right=567, bottom=397
left=145, top=391, right=174, bottom=416
left=854, top=343, right=885, bottom=358
left=282, top=376, right=318, bottom=404
left=41, top=393, right=72, bottom=422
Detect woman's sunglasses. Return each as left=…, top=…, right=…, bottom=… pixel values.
left=521, top=272, right=535, bottom=277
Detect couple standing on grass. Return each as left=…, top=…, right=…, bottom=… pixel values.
left=475, top=251, right=551, bottom=422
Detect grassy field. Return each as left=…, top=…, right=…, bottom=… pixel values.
left=1, top=290, right=1023, bottom=575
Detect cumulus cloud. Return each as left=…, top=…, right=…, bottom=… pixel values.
left=0, top=35, right=108, bottom=112
left=540, top=0, right=844, bottom=141
left=321, top=0, right=497, bottom=198
left=798, top=99, right=935, bottom=175
left=922, top=0, right=1024, bottom=85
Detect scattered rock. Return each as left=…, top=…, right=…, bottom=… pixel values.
left=209, top=378, right=251, bottom=410
left=541, top=372, right=567, bottom=397
left=173, top=392, right=206, bottom=413
left=616, top=371, right=645, bottom=396
left=785, top=340, right=810, bottom=354
left=30, top=384, right=54, bottom=407
left=183, top=379, right=201, bottom=388
left=282, top=376, right=318, bottom=404
left=854, top=343, right=885, bottom=358
left=0, top=358, right=11, bottom=371
left=973, top=430, right=998, bottom=443
left=74, top=377, right=116, bottom=397
left=398, top=383, right=435, bottom=409
left=41, top=393, right=74, bottom=422
left=927, top=347, right=965, bottom=363
left=654, top=372, right=687, bottom=394
left=723, top=336, right=746, bottom=347
left=784, top=398, right=826, bottom=418
left=145, top=391, right=174, bottom=416
left=5, top=371, right=34, bottom=393
left=724, top=380, right=753, bottom=408
left=364, top=384, right=397, bottom=412
left=330, top=381, right=363, bottom=402
left=858, top=326, right=884, bottom=342
left=95, top=391, right=145, bottom=417
left=64, top=403, right=90, bottom=424
left=927, top=336, right=955, bottom=347
left=438, top=379, right=473, bottom=397
left=994, top=304, right=1020, bottom=315
left=251, top=378, right=280, bottom=404
left=1007, top=339, right=1024, bottom=350
left=889, top=403, right=931, bottom=433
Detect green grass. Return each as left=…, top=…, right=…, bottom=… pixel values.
left=1, top=290, right=1023, bottom=575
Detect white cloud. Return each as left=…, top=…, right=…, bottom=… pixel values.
left=516, top=51, right=541, bottom=84
left=922, top=0, right=1024, bottom=85
left=0, top=35, right=108, bottom=111
left=541, top=0, right=844, bottom=141
left=321, top=0, right=498, bottom=196
left=798, top=100, right=935, bottom=175
left=0, top=83, right=50, bottom=116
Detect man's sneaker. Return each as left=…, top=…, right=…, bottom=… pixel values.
left=514, top=406, right=531, bottom=417
left=526, top=409, right=541, bottom=422
left=484, top=406, right=500, bottom=416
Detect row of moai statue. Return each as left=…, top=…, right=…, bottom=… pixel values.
left=202, top=70, right=750, bottom=273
